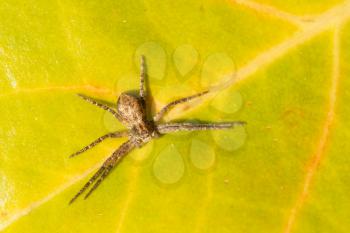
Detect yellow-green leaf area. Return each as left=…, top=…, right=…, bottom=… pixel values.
left=253, top=0, right=343, bottom=15
left=1, top=0, right=350, bottom=233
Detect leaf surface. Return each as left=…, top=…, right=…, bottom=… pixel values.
left=0, top=0, right=350, bottom=233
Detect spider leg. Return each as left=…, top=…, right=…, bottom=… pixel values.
left=69, top=166, right=106, bottom=204
left=156, top=121, right=246, bottom=134
left=69, top=140, right=135, bottom=204
left=69, top=131, right=129, bottom=158
left=153, top=90, right=209, bottom=122
left=77, top=94, right=121, bottom=121
left=84, top=165, right=112, bottom=199
left=139, top=55, right=146, bottom=101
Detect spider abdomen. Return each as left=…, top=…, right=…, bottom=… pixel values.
left=117, top=93, right=149, bottom=131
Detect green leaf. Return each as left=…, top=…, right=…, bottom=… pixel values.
left=0, top=0, right=350, bottom=233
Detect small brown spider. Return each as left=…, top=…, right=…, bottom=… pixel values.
left=69, top=56, right=246, bottom=204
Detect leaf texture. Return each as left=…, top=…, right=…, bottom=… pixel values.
left=0, top=0, right=349, bottom=233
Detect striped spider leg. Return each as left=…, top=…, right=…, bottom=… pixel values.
left=153, top=90, right=246, bottom=134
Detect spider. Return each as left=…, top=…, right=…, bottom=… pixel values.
left=69, top=56, right=246, bottom=204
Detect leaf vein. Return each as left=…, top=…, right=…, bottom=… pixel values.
left=282, top=23, right=341, bottom=233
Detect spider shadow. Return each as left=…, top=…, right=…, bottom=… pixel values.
left=143, top=58, right=156, bottom=120
left=169, top=118, right=237, bottom=124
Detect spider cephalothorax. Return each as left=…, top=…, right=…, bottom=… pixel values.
left=69, top=56, right=245, bottom=204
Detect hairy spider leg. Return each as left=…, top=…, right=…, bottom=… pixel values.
left=83, top=165, right=113, bottom=199
left=139, top=55, right=146, bottom=101
left=69, top=131, right=129, bottom=158
left=69, top=140, right=134, bottom=204
left=77, top=94, right=121, bottom=121
left=157, top=121, right=246, bottom=134
left=69, top=166, right=105, bottom=204
left=153, top=90, right=209, bottom=122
